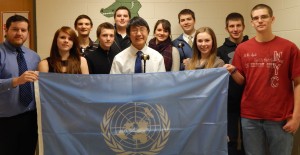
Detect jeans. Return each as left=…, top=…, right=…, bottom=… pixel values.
left=241, top=118, right=293, bottom=155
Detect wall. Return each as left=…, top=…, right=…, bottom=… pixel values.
left=248, top=0, right=300, bottom=46
left=36, top=0, right=249, bottom=59
left=35, top=1, right=300, bottom=154
left=36, top=0, right=300, bottom=59
left=0, top=0, right=35, bottom=49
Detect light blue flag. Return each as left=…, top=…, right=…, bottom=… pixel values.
left=35, top=68, right=229, bottom=155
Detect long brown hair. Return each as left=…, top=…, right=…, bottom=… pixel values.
left=187, top=27, right=217, bottom=70
left=49, top=26, right=82, bottom=73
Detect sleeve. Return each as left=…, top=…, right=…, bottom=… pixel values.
left=290, top=44, right=300, bottom=80
left=0, top=49, right=16, bottom=93
left=217, top=46, right=228, bottom=64
left=110, top=57, right=121, bottom=74
left=158, top=55, right=166, bottom=72
left=232, top=46, right=244, bottom=76
left=215, top=58, right=225, bottom=68
left=85, top=55, right=94, bottom=74
left=0, top=78, right=14, bottom=94
left=171, top=47, right=180, bottom=71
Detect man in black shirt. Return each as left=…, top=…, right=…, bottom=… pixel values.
left=111, top=6, right=131, bottom=51
left=74, top=14, right=97, bottom=56
left=217, top=12, right=248, bottom=155
left=85, top=22, right=119, bottom=74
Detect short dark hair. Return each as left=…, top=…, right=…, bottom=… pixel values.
left=114, top=6, right=131, bottom=19
left=225, top=12, right=245, bottom=27
left=126, top=16, right=150, bottom=35
left=74, top=14, right=93, bottom=27
left=96, top=22, right=115, bottom=37
left=178, top=9, right=195, bottom=23
left=251, top=4, right=273, bottom=19
left=6, top=14, right=30, bottom=30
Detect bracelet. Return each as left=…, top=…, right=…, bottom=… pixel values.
left=230, top=67, right=237, bottom=75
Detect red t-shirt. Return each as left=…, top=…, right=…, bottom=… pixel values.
left=233, top=36, right=300, bottom=121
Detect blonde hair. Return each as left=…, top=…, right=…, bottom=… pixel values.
left=187, top=27, right=218, bottom=70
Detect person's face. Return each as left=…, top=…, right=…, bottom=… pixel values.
left=196, top=32, right=213, bottom=57
left=57, top=31, right=73, bottom=53
left=179, top=14, right=195, bottom=34
left=114, top=9, right=130, bottom=29
left=129, top=26, right=148, bottom=50
left=5, top=21, right=29, bottom=47
left=98, top=28, right=114, bottom=51
left=154, top=23, right=169, bottom=43
left=251, top=8, right=274, bottom=33
left=75, top=18, right=92, bottom=37
left=226, top=20, right=244, bottom=40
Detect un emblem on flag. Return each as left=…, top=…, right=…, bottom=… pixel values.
left=101, top=102, right=170, bottom=155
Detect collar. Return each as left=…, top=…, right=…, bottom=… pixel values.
left=4, top=40, right=22, bottom=53
left=129, top=44, right=148, bottom=55
left=224, top=35, right=249, bottom=47
left=88, top=38, right=94, bottom=47
left=183, top=30, right=196, bottom=39
left=98, top=44, right=110, bottom=53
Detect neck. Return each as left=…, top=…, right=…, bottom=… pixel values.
left=100, top=44, right=110, bottom=51
left=59, top=51, right=70, bottom=60
left=201, top=53, right=209, bottom=59
left=185, top=29, right=195, bottom=36
left=255, top=32, right=275, bottom=42
left=78, top=36, right=90, bottom=48
left=117, top=26, right=127, bottom=35
left=229, top=36, right=244, bottom=44
left=155, top=38, right=160, bottom=45
left=134, top=44, right=145, bottom=51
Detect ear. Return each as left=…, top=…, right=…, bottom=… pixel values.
left=3, top=24, right=8, bottom=35
left=225, top=27, right=229, bottom=33
left=271, top=16, right=275, bottom=24
left=250, top=20, right=255, bottom=27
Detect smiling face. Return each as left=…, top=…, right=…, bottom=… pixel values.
left=114, top=9, right=130, bottom=30
left=57, top=31, right=73, bottom=53
left=5, top=21, right=29, bottom=47
left=129, top=26, right=149, bottom=50
left=75, top=18, right=92, bottom=37
left=154, top=23, right=169, bottom=43
left=179, top=14, right=195, bottom=35
left=196, top=32, right=213, bottom=58
left=226, top=20, right=244, bottom=41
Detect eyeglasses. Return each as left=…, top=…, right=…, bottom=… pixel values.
left=252, top=15, right=270, bottom=22
left=131, top=27, right=147, bottom=34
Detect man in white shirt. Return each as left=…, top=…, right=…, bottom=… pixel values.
left=110, top=17, right=165, bottom=74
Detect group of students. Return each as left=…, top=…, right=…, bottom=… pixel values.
left=37, top=6, right=227, bottom=75
left=0, top=3, right=299, bottom=155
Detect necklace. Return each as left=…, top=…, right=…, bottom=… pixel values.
left=61, top=60, right=68, bottom=66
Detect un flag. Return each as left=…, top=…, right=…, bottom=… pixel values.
left=35, top=68, right=229, bottom=155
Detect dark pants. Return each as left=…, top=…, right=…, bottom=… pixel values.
left=228, top=113, right=245, bottom=155
left=0, top=110, right=38, bottom=155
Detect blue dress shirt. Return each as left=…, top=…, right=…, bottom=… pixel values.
left=0, top=40, right=40, bottom=117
